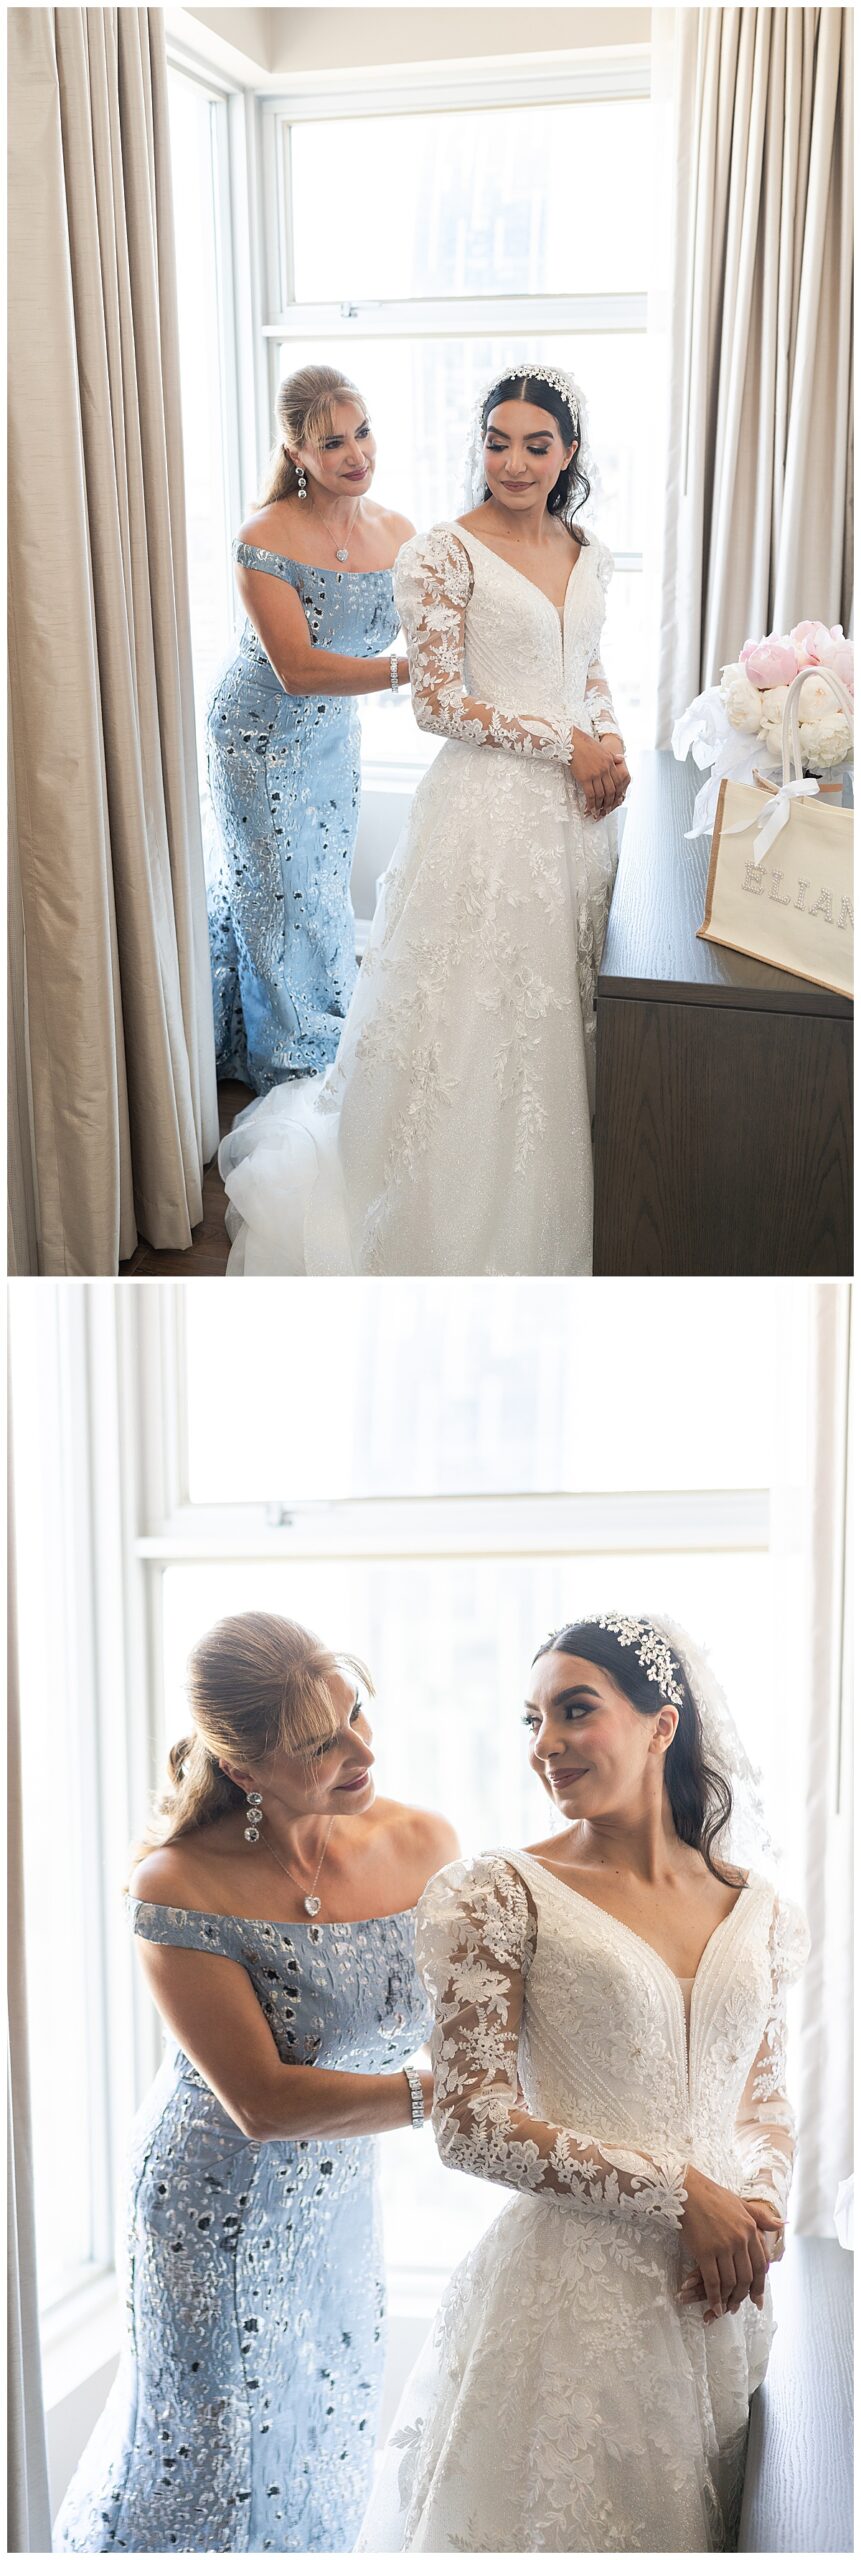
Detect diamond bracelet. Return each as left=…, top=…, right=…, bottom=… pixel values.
left=389, top=650, right=400, bottom=695
left=403, top=2064, right=425, bottom=2129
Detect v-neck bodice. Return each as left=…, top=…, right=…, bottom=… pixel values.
left=513, top=1850, right=747, bottom=2002
left=432, top=1850, right=800, bottom=2194
left=405, top=519, right=610, bottom=723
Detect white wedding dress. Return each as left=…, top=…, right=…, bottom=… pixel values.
left=357, top=1852, right=809, bottom=2554
left=219, top=523, right=621, bottom=1275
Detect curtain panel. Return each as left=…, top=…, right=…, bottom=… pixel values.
left=7, top=9, right=219, bottom=1274
left=656, top=7, right=854, bottom=743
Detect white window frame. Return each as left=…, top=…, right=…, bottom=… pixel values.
left=165, top=41, right=268, bottom=588
left=259, top=52, right=651, bottom=785
left=130, top=1284, right=772, bottom=1726
left=35, top=1277, right=798, bottom=2411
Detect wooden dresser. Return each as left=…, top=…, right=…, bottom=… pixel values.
left=593, top=752, right=853, bottom=1274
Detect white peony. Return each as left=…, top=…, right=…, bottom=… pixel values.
left=798, top=674, right=840, bottom=720
left=797, top=717, right=852, bottom=772
left=720, top=665, right=763, bottom=734
left=759, top=684, right=790, bottom=758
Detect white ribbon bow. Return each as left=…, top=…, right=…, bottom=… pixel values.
left=722, top=775, right=821, bottom=865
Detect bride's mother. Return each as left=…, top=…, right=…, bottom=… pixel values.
left=54, top=1613, right=457, bottom=2554
left=207, top=365, right=414, bottom=1095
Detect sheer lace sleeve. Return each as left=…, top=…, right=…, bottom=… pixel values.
left=734, top=1892, right=810, bottom=2216
left=393, top=530, right=574, bottom=762
left=583, top=539, right=624, bottom=744
left=415, top=1856, right=688, bottom=2229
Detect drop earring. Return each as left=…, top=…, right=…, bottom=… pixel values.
left=297, top=465, right=308, bottom=500
left=244, top=1791, right=263, bottom=1845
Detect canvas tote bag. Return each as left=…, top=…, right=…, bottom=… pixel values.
left=698, top=667, right=853, bottom=998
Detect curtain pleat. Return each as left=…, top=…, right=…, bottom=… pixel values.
left=7, top=9, right=218, bottom=1272
left=7, top=1422, right=53, bottom=2554
left=656, top=8, right=853, bottom=742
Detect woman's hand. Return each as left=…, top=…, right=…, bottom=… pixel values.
left=569, top=728, right=623, bottom=819
left=677, top=2167, right=783, bottom=2322
left=397, top=656, right=410, bottom=689
left=600, top=735, right=631, bottom=811
left=419, top=2068, right=435, bottom=2115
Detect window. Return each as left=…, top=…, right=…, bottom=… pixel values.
left=13, top=1281, right=811, bottom=2338
left=264, top=64, right=655, bottom=773
left=139, top=1277, right=809, bottom=2294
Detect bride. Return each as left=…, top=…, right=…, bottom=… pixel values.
left=357, top=1613, right=810, bottom=2554
left=219, top=364, right=629, bottom=1275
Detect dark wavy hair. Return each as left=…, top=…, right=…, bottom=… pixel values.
left=480, top=373, right=591, bottom=537
left=531, top=1621, right=744, bottom=1887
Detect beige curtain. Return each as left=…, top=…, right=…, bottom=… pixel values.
left=793, top=1284, right=853, bottom=2236
left=7, top=8, right=219, bottom=1274
left=656, top=8, right=854, bottom=743
left=7, top=1421, right=53, bottom=2554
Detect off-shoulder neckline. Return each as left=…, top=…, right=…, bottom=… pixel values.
left=128, top=1894, right=419, bottom=1931
left=233, top=540, right=394, bottom=581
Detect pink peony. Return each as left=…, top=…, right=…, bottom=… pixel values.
left=803, top=628, right=854, bottom=693
left=804, top=620, right=838, bottom=664
left=739, top=638, right=760, bottom=664
left=829, top=641, right=854, bottom=694
left=744, top=638, right=797, bottom=687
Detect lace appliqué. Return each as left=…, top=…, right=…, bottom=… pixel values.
left=417, top=1855, right=688, bottom=2228
left=395, top=528, right=577, bottom=761
left=734, top=1893, right=810, bottom=2216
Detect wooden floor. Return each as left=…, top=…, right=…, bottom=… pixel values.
left=119, top=1082, right=248, bottom=1277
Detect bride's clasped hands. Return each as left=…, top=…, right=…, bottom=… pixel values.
left=676, top=2168, right=784, bottom=2321
left=569, top=722, right=630, bottom=817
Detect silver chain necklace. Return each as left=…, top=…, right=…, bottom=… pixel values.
left=257, top=1814, right=337, bottom=1917
left=309, top=498, right=360, bottom=566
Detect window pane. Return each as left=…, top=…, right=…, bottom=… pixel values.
left=160, top=1544, right=775, bottom=2284
left=168, top=74, right=236, bottom=772
left=9, top=1300, right=102, bottom=2308
left=280, top=331, right=651, bottom=760
left=183, top=1280, right=809, bottom=1502
left=281, top=332, right=649, bottom=559
left=290, top=101, right=651, bottom=301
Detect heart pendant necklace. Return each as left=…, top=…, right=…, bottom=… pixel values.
left=310, top=497, right=359, bottom=567
left=258, top=1814, right=336, bottom=1917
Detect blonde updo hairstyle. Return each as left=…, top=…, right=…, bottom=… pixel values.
left=259, top=365, right=369, bottom=506
left=128, top=1612, right=373, bottom=1878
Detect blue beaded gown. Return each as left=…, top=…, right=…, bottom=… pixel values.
left=53, top=1898, right=431, bottom=2555
left=206, top=545, right=400, bottom=1094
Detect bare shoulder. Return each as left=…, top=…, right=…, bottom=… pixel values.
left=370, top=501, right=416, bottom=544
left=374, top=1795, right=461, bottom=1863
left=235, top=501, right=294, bottom=553
left=128, top=1841, right=208, bottom=1911
left=521, top=1828, right=559, bottom=1859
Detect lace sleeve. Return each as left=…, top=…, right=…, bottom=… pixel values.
left=393, top=530, right=574, bottom=762
left=415, top=1856, right=688, bottom=2229
left=735, top=1892, right=810, bottom=2216
left=582, top=539, right=624, bottom=744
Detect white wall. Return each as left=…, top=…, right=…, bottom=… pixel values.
left=175, top=5, right=650, bottom=82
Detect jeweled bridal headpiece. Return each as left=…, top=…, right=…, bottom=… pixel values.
left=462, top=358, right=598, bottom=518
left=578, top=1615, right=686, bottom=1707
left=540, top=1612, right=779, bottom=1871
